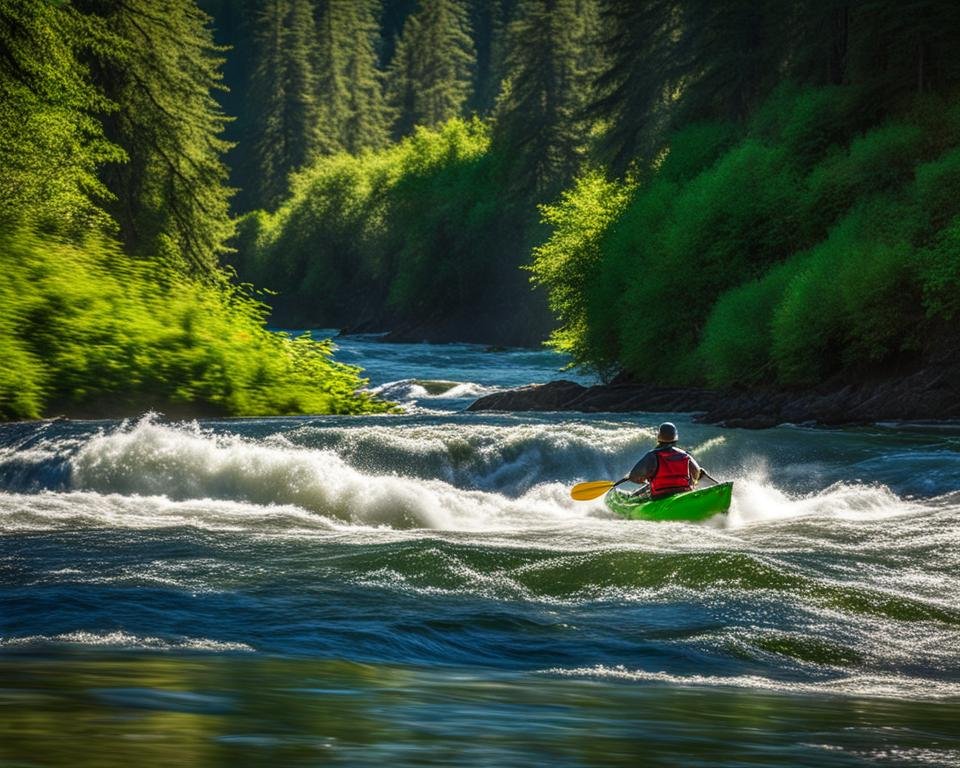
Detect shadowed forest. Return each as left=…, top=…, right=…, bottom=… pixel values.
left=3, top=0, right=960, bottom=419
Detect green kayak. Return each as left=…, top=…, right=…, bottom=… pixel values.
left=605, top=482, right=733, bottom=522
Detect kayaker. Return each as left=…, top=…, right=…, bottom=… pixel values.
left=627, top=422, right=703, bottom=500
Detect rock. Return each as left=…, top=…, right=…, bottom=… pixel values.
left=468, top=380, right=721, bottom=414
left=467, top=360, right=960, bottom=428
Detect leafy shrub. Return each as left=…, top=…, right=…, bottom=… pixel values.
left=771, top=198, right=922, bottom=385
left=615, top=140, right=801, bottom=383
left=911, top=146, right=960, bottom=230
left=528, top=169, right=634, bottom=377
left=0, top=230, right=390, bottom=420
left=915, top=215, right=960, bottom=321
left=750, top=83, right=865, bottom=165
left=234, top=118, right=506, bottom=329
left=656, top=122, right=740, bottom=183
left=697, top=257, right=808, bottom=387
left=803, top=122, right=926, bottom=238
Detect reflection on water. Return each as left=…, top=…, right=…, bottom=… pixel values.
left=3, top=655, right=959, bottom=767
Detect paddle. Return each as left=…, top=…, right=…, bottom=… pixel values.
left=700, top=469, right=720, bottom=486
left=570, top=478, right=628, bottom=501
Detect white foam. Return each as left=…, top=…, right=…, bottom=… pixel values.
left=63, top=419, right=599, bottom=531
left=0, top=630, right=253, bottom=652
left=543, top=664, right=960, bottom=699
left=0, top=416, right=927, bottom=537
left=367, top=379, right=499, bottom=403
left=724, top=473, right=915, bottom=528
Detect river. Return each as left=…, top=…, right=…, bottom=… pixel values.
left=2, top=334, right=959, bottom=766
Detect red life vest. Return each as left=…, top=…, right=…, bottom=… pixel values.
left=649, top=447, right=692, bottom=499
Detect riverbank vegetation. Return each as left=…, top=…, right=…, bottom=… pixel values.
left=219, top=0, right=960, bottom=390
left=529, top=0, right=960, bottom=388
left=0, top=0, right=388, bottom=420
left=5, top=0, right=960, bottom=418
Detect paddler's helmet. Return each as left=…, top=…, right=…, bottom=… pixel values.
left=657, top=422, right=678, bottom=443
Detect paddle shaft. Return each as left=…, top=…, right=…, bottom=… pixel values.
left=570, top=477, right=629, bottom=501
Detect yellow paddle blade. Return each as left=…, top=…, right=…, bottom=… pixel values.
left=570, top=480, right=617, bottom=501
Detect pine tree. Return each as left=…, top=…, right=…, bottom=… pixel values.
left=591, top=0, right=788, bottom=172
left=0, top=0, right=122, bottom=235
left=72, top=0, right=234, bottom=275
left=386, top=0, right=476, bottom=138
left=243, top=0, right=322, bottom=210
left=671, top=0, right=785, bottom=125
left=845, top=1, right=960, bottom=105
left=315, top=0, right=391, bottom=154
left=493, top=0, right=598, bottom=197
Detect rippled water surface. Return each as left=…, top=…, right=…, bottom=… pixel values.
left=2, top=335, right=959, bottom=766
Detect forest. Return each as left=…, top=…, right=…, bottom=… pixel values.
left=3, top=0, right=960, bottom=419
left=221, top=0, right=960, bottom=382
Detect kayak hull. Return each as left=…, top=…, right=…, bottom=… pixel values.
left=605, top=482, right=733, bottom=522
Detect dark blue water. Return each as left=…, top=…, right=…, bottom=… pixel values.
left=2, top=336, right=959, bottom=766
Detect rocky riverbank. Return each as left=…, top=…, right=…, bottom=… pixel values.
left=468, top=361, right=960, bottom=428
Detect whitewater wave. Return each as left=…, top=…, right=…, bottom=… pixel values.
left=278, top=418, right=666, bottom=494
left=63, top=419, right=597, bottom=531
left=0, top=630, right=253, bottom=653
left=0, top=490, right=349, bottom=533
left=368, top=378, right=500, bottom=403
left=0, top=417, right=935, bottom=535
left=543, top=665, right=960, bottom=700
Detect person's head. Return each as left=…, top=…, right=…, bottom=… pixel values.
left=656, top=422, right=678, bottom=445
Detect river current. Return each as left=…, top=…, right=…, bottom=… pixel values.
left=2, top=334, right=959, bottom=766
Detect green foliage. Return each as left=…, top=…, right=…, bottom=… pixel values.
left=528, top=169, right=633, bottom=377
left=535, top=79, right=960, bottom=389
left=0, top=0, right=390, bottom=421
left=234, top=118, right=514, bottom=331
left=802, top=122, right=926, bottom=238
left=749, top=83, right=865, bottom=165
left=656, top=122, right=741, bottom=183
left=697, top=258, right=807, bottom=387
left=912, top=146, right=960, bottom=229
left=0, top=229, right=389, bottom=420
left=315, top=0, right=391, bottom=156
left=493, top=0, right=599, bottom=197
left=615, top=140, right=801, bottom=383
left=771, top=198, right=922, bottom=385
left=385, top=124, right=503, bottom=317
left=244, top=0, right=322, bottom=210
left=915, top=216, right=960, bottom=322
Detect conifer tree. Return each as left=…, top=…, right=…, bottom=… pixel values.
left=670, top=0, right=785, bottom=125
left=73, top=0, right=234, bottom=275
left=386, top=0, right=476, bottom=138
left=315, top=0, right=391, bottom=154
left=845, top=0, right=960, bottom=105
left=493, top=0, right=598, bottom=197
left=243, top=0, right=322, bottom=210
left=0, top=0, right=122, bottom=234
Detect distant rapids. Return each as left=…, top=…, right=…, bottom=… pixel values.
left=2, top=335, right=959, bottom=766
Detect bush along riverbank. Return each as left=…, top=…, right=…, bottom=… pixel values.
left=529, top=85, right=960, bottom=406
left=0, top=231, right=390, bottom=421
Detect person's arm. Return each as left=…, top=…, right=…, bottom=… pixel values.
left=689, top=455, right=703, bottom=486
left=628, top=451, right=657, bottom=484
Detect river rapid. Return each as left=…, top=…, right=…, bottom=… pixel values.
left=2, top=334, right=959, bottom=766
